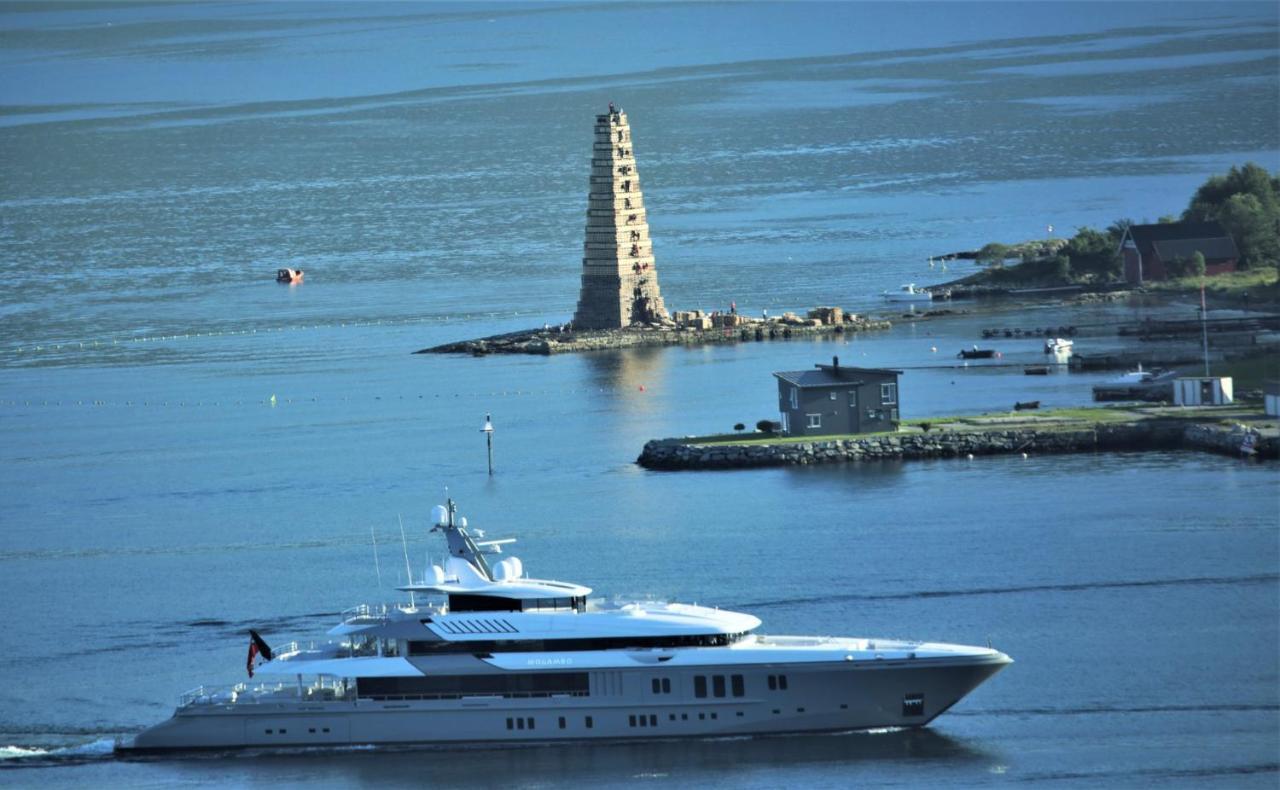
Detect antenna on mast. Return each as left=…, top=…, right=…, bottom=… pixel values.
left=398, top=514, right=415, bottom=608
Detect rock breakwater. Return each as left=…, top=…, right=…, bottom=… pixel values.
left=419, top=318, right=892, bottom=356
left=638, top=420, right=1276, bottom=470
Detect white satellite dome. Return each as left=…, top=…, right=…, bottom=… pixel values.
left=431, top=505, right=448, bottom=526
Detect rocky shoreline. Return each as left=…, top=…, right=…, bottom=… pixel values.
left=417, top=316, right=893, bottom=356
left=637, top=418, right=1276, bottom=470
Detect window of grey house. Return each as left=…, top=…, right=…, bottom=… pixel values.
left=848, top=391, right=857, bottom=407
left=806, top=414, right=821, bottom=428
left=881, top=383, right=897, bottom=405
left=789, top=387, right=799, bottom=409
left=829, top=392, right=837, bottom=400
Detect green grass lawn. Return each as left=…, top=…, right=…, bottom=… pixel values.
left=687, top=406, right=1150, bottom=446
left=1143, top=267, right=1279, bottom=298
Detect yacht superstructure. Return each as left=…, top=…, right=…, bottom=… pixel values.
left=131, top=501, right=1011, bottom=750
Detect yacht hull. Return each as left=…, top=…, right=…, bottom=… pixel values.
left=127, top=654, right=1009, bottom=751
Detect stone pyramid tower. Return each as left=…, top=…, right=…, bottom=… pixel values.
left=572, top=105, right=670, bottom=330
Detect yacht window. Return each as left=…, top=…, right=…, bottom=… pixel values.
left=356, top=672, right=589, bottom=700
left=662, top=678, right=671, bottom=694
left=713, top=676, right=726, bottom=698
left=731, top=675, right=744, bottom=697
left=903, top=694, right=924, bottom=717
left=694, top=676, right=707, bottom=698
left=585, top=716, right=593, bottom=729
left=779, top=675, right=788, bottom=691
left=649, top=714, right=657, bottom=726
left=408, top=631, right=750, bottom=655
left=449, top=594, right=521, bottom=612
left=767, top=675, right=777, bottom=691
left=506, top=718, right=513, bottom=730
left=558, top=717, right=566, bottom=729
left=651, top=678, right=661, bottom=694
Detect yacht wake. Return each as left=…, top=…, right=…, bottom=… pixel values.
left=0, top=738, right=116, bottom=768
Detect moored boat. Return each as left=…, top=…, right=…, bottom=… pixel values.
left=958, top=346, right=999, bottom=359
left=1044, top=338, right=1073, bottom=355
left=276, top=268, right=304, bottom=284
left=883, top=284, right=933, bottom=303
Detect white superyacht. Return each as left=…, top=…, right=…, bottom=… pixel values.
left=131, top=500, right=1011, bottom=750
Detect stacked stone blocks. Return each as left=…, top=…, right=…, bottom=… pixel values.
left=572, top=108, right=670, bottom=329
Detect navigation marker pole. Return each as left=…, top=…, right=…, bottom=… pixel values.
left=482, top=413, right=495, bottom=475
left=1200, top=279, right=1211, bottom=376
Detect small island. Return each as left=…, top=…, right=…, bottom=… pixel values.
left=933, top=163, right=1280, bottom=306
left=637, top=404, right=1277, bottom=470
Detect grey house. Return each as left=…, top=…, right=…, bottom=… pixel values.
left=773, top=357, right=902, bottom=437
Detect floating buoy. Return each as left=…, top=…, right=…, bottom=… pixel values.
left=1021, top=452, right=1028, bottom=459
left=638, top=385, right=645, bottom=391
left=930, top=346, right=937, bottom=353
left=269, top=394, right=277, bottom=406
left=966, top=453, right=974, bottom=460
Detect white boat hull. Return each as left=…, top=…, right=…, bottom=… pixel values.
left=128, top=654, right=1009, bottom=750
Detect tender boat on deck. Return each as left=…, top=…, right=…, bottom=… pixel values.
left=129, top=499, right=1011, bottom=751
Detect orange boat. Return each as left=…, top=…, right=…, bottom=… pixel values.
left=276, top=268, right=304, bottom=284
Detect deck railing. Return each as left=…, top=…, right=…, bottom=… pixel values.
left=178, top=678, right=353, bottom=708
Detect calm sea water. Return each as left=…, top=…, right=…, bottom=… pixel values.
left=1, top=2, right=1278, bottom=787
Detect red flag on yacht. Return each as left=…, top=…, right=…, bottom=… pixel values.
left=246, top=629, right=274, bottom=678
left=246, top=639, right=259, bottom=678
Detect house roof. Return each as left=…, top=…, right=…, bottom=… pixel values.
left=1124, top=221, right=1237, bottom=259
left=1151, top=236, right=1239, bottom=263
left=773, top=365, right=902, bottom=388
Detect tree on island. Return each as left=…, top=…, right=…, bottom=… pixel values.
left=977, top=242, right=1011, bottom=267
left=1063, top=226, right=1122, bottom=279
left=1182, top=162, right=1280, bottom=269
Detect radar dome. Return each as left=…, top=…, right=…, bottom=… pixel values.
left=431, top=505, right=448, bottom=525
left=427, top=565, right=445, bottom=584
left=507, top=557, right=523, bottom=579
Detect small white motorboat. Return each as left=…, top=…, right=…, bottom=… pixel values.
left=883, top=283, right=933, bottom=302
left=1044, top=338, right=1073, bottom=355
